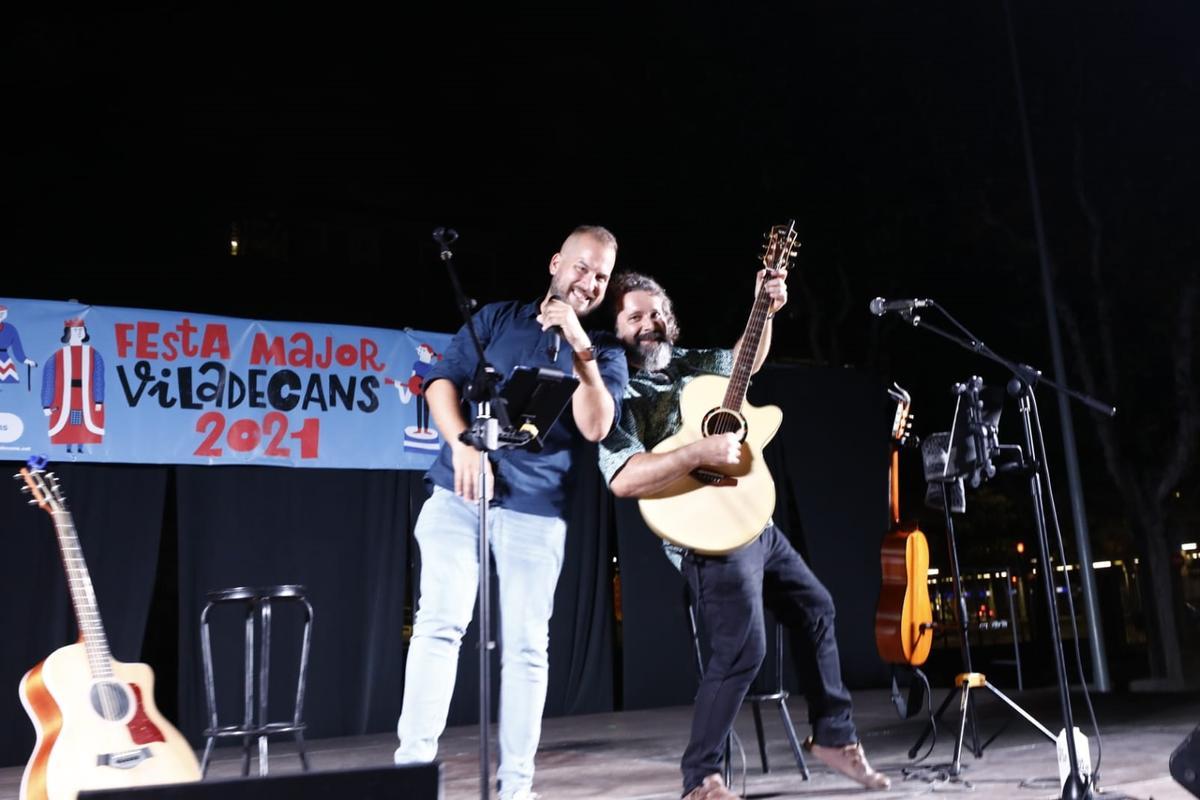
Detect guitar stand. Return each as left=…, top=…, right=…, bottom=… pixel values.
left=911, top=671, right=1055, bottom=775
left=907, top=465, right=1054, bottom=775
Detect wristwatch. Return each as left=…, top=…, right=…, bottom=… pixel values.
left=574, top=345, right=596, bottom=362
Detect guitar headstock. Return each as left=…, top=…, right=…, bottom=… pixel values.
left=15, top=455, right=67, bottom=517
left=888, top=383, right=914, bottom=446
left=761, top=221, right=800, bottom=275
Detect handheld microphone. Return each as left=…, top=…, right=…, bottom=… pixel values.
left=547, top=294, right=565, bottom=361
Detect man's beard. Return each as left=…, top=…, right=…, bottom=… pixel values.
left=549, top=278, right=595, bottom=317
left=627, top=333, right=672, bottom=372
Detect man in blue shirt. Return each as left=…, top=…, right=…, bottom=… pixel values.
left=396, top=226, right=627, bottom=800
left=599, top=272, right=889, bottom=799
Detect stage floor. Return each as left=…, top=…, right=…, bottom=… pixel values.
left=1, top=687, right=1195, bottom=799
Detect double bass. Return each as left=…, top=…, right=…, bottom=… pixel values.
left=874, top=384, right=934, bottom=666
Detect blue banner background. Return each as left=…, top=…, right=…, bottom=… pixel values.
left=0, top=298, right=453, bottom=470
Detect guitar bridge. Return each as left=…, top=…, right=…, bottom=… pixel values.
left=98, top=747, right=151, bottom=769
left=692, top=469, right=737, bottom=487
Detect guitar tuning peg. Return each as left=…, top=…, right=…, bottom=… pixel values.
left=19, top=485, right=30, bottom=494
left=28, top=498, right=40, bottom=506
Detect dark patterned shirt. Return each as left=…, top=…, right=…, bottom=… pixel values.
left=599, top=346, right=733, bottom=566
left=598, top=346, right=733, bottom=484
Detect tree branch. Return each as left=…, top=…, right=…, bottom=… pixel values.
left=1058, top=298, right=1133, bottom=492
left=1072, top=130, right=1120, bottom=397
left=1155, top=278, right=1199, bottom=503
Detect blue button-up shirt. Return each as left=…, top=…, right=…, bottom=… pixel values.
left=423, top=299, right=628, bottom=517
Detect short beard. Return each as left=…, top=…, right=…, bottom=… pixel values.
left=627, top=336, right=672, bottom=372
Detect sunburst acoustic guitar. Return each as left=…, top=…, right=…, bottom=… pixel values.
left=15, top=460, right=201, bottom=800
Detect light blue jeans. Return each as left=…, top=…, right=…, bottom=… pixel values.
left=395, top=486, right=567, bottom=799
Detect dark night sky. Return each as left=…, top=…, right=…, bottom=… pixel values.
left=4, top=1, right=1198, bottom=540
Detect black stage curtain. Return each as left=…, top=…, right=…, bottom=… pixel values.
left=546, top=446, right=615, bottom=717
left=613, top=494, right=700, bottom=710
left=0, top=364, right=885, bottom=768
left=173, top=466, right=423, bottom=743
left=754, top=365, right=892, bottom=690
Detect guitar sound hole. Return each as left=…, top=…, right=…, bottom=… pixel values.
left=702, top=409, right=745, bottom=439
left=90, top=681, right=132, bottom=721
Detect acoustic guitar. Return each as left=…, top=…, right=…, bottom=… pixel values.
left=874, top=385, right=934, bottom=666
left=637, top=222, right=799, bottom=554
left=15, top=461, right=201, bottom=800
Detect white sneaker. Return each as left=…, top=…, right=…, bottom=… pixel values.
left=393, top=748, right=432, bottom=767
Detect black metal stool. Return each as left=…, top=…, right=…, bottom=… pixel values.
left=199, top=585, right=313, bottom=777
left=744, top=621, right=809, bottom=778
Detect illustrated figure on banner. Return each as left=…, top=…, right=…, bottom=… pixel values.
left=41, top=318, right=105, bottom=454
left=387, top=341, right=443, bottom=454
left=0, top=305, right=38, bottom=388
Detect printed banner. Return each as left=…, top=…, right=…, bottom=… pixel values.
left=0, top=298, right=453, bottom=470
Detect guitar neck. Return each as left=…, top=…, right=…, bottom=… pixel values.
left=52, top=509, right=114, bottom=679
left=890, top=447, right=901, bottom=526
left=723, top=286, right=774, bottom=411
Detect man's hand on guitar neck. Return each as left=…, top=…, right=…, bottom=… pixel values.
left=756, top=267, right=789, bottom=316
left=732, top=268, right=788, bottom=372
left=609, top=433, right=740, bottom=498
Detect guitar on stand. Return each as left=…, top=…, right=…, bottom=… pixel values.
left=874, top=385, right=936, bottom=733
left=637, top=222, right=799, bottom=554
left=14, top=458, right=201, bottom=800
left=875, top=383, right=933, bottom=668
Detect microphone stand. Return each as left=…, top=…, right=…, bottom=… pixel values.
left=432, top=227, right=527, bottom=800
left=895, top=301, right=1115, bottom=800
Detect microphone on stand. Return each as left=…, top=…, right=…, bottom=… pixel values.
left=870, top=297, right=931, bottom=316
left=432, top=227, right=459, bottom=261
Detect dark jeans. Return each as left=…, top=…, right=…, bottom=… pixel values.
left=680, top=525, right=856, bottom=794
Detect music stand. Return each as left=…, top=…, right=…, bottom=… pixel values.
left=494, top=365, right=579, bottom=453
left=908, top=377, right=1056, bottom=775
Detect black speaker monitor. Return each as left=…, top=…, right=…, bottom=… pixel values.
left=78, top=763, right=441, bottom=800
